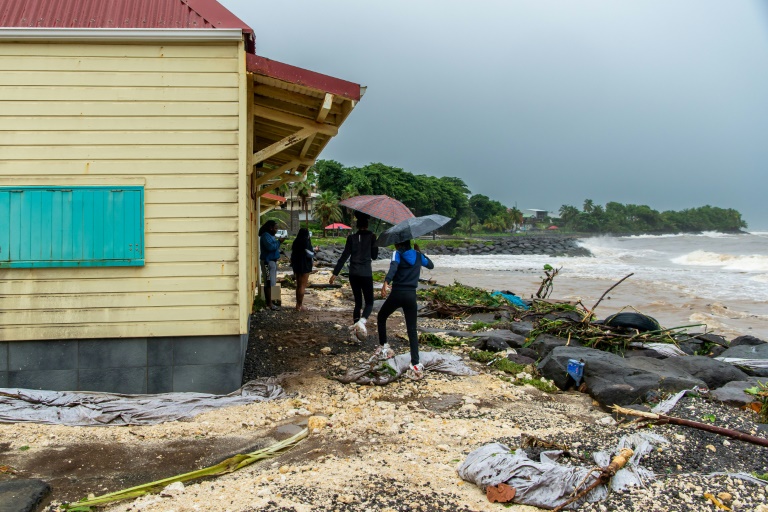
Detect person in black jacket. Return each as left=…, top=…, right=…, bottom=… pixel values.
left=373, top=240, right=434, bottom=380
left=330, top=214, right=379, bottom=341
left=290, top=228, right=317, bottom=312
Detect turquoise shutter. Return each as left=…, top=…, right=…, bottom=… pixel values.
left=0, top=186, right=144, bottom=268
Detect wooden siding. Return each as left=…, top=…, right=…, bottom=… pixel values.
left=0, top=41, right=242, bottom=341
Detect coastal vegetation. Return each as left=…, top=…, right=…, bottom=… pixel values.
left=269, top=159, right=748, bottom=235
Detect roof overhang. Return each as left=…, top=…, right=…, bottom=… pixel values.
left=0, top=27, right=243, bottom=43
left=248, top=54, right=365, bottom=199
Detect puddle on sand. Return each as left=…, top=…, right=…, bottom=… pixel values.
left=273, top=421, right=307, bottom=440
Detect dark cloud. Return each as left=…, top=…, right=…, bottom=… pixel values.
left=222, top=0, right=768, bottom=229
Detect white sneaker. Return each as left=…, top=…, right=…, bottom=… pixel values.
left=371, top=343, right=395, bottom=361
left=354, top=318, right=368, bottom=341
left=405, top=363, right=424, bottom=381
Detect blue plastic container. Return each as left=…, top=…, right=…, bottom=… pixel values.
left=567, top=359, right=585, bottom=385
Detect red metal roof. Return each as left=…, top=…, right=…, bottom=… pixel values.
left=262, top=193, right=286, bottom=203
left=0, top=0, right=254, bottom=51
left=247, top=54, right=362, bottom=101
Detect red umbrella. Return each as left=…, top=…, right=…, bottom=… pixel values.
left=324, top=223, right=352, bottom=230
left=338, top=195, right=415, bottom=225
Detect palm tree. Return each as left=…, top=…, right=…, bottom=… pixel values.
left=295, top=180, right=312, bottom=229
left=484, top=213, right=508, bottom=232
left=313, top=191, right=342, bottom=236
left=583, top=199, right=595, bottom=214
left=507, top=207, right=523, bottom=231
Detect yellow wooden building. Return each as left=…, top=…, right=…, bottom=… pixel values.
left=0, top=0, right=363, bottom=393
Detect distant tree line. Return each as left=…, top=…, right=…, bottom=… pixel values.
left=312, top=160, right=522, bottom=234
left=288, top=160, right=747, bottom=235
left=559, top=200, right=747, bottom=233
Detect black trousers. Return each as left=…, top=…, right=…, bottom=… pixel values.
left=349, top=275, right=374, bottom=322
left=377, top=288, right=419, bottom=365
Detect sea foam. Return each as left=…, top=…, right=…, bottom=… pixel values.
left=672, top=250, right=768, bottom=272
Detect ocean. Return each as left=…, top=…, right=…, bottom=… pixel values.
left=373, top=232, right=768, bottom=341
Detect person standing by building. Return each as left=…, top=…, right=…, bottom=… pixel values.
left=290, top=227, right=317, bottom=312
left=330, top=213, right=378, bottom=341
left=373, top=241, right=434, bottom=380
left=259, top=219, right=282, bottom=311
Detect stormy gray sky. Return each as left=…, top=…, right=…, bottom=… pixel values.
left=221, top=0, right=768, bottom=230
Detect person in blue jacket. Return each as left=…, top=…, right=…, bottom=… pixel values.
left=373, top=240, right=434, bottom=380
left=259, top=220, right=282, bottom=310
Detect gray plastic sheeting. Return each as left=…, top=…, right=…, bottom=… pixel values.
left=336, top=351, right=477, bottom=385
left=0, top=379, right=286, bottom=426
left=458, top=432, right=668, bottom=510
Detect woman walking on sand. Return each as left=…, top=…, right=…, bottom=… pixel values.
left=373, top=240, right=434, bottom=380
left=290, top=228, right=317, bottom=311
left=330, top=213, right=378, bottom=341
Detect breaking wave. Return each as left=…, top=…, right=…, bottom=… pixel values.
left=671, top=251, right=768, bottom=272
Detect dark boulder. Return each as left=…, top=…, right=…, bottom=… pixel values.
left=665, top=356, right=749, bottom=389
left=538, top=346, right=706, bottom=407
left=528, top=334, right=582, bottom=359
left=710, top=378, right=765, bottom=406
left=730, top=335, right=766, bottom=347
left=718, top=344, right=768, bottom=377
left=0, top=479, right=51, bottom=512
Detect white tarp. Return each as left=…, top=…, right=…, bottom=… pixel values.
left=0, top=379, right=285, bottom=426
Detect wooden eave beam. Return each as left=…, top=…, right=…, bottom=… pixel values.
left=316, top=93, right=334, bottom=123
left=253, top=105, right=338, bottom=136
left=258, top=172, right=307, bottom=196
left=254, top=160, right=298, bottom=185
left=252, top=126, right=317, bottom=165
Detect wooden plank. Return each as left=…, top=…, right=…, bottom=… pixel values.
left=145, top=189, right=237, bottom=204
left=0, top=262, right=238, bottom=279
left=0, top=160, right=237, bottom=175
left=0, top=116, right=239, bottom=131
left=0, top=101, right=239, bottom=117
left=253, top=105, right=338, bottom=136
left=4, top=175, right=239, bottom=190
left=2, top=145, right=238, bottom=161
left=0, top=305, right=239, bottom=325
left=0, top=56, right=238, bottom=73
left=0, top=71, right=239, bottom=88
left=316, top=93, right=334, bottom=123
left=146, top=203, right=237, bottom=218
left=143, top=174, right=237, bottom=189
left=0, top=320, right=241, bottom=341
left=0, top=276, right=237, bottom=294
left=0, top=86, right=237, bottom=102
left=252, top=127, right=317, bottom=164
left=144, top=246, right=238, bottom=262
left=0, top=291, right=238, bottom=310
left=1, top=131, right=238, bottom=146
left=145, top=232, right=236, bottom=248
left=147, top=217, right=238, bottom=233
left=0, top=43, right=238, bottom=59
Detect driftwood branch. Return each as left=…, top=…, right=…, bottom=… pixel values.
left=612, top=405, right=768, bottom=448
left=552, top=448, right=633, bottom=512
left=582, top=273, right=634, bottom=323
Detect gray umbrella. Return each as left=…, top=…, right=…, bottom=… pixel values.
left=376, top=214, right=452, bottom=247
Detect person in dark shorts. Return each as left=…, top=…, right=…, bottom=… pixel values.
left=373, top=240, right=434, bottom=380
left=290, top=228, right=317, bottom=311
left=330, top=213, right=378, bottom=341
